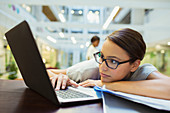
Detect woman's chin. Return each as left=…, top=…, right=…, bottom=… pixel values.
left=101, top=77, right=112, bottom=82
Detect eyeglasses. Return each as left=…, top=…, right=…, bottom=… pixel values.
left=93, top=52, right=133, bottom=69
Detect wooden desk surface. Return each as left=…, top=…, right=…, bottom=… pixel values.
left=0, top=79, right=103, bottom=113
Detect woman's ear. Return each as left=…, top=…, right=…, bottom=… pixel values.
left=130, top=59, right=141, bottom=72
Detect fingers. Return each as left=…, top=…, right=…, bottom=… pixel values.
left=55, top=74, right=78, bottom=90
left=48, top=70, right=79, bottom=90
left=55, top=74, right=62, bottom=90
left=79, top=80, right=88, bottom=86
left=48, top=71, right=67, bottom=90
left=69, top=80, right=79, bottom=87
left=61, top=75, right=68, bottom=89
left=48, top=70, right=58, bottom=88
left=79, top=80, right=96, bottom=87
left=51, top=74, right=58, bottom=88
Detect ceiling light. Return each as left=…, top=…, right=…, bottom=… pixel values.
left=22, top=4, right=26, bottom=8
left=47, top=36, right=56, bottom=43
left=86, top=42, right=90, bottom=47
left=58, top=13, right=66, bottom=22
left=95, top=11, right=99, bottom=15
left=71, top=10, right=74, bottom=14
left=103, top=6, right=120, bottom=30
left=71, top=36, right=75, bottom=40
left=79, top=10, right=83, bottom=14
left=80, top=45, right=84, bottom=48
left=61, top=10, right=65, bottom=13
left=87, top=11, right=100, bottom=23
left=71, top=37, right=77, bottom=44
left=59, top=32, right=64, bottom=38
left=72, top=40, right=77, bottom=44
left=89, top=11, right=93, bottom=14
left=26, top=6, right=31, bottom=12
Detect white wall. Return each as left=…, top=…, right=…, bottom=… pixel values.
left=144, top=9, right=170, bottom=46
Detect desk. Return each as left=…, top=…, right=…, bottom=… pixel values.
left=0, top=79, right=169, bottom=113
left=0, top=79, right=103, bottom=113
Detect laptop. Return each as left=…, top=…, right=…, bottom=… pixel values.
left=5, top=20, right=101, bottom=106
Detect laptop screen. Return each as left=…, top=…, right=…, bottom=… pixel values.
left=5, top=21, right=59, bottom=105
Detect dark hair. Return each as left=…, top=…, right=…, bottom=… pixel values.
left=107, top=28, right=146, bottom=63
left=91, top=36, right=100, bottom=43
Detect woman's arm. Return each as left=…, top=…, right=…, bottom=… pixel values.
left=48, top=69, right=67, bottom=77
left=47, top=59, right=99, bottom=90
left=104, top=71, right=170, bottom=100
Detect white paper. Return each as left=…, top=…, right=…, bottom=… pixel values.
left=101, top=87, right=170, bottom=111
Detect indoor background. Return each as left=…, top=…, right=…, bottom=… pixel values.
left=0, top=0, right=170, bottom=79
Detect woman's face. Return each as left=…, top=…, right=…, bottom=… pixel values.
left=93, top=40, right=100, bottom=47
left=99, top=39, right=133, bottom=82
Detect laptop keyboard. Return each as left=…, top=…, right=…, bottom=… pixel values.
left=56, top=88, right=93, bottom=99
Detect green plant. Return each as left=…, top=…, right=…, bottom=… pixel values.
left=55, top=62, right=60, bottom=69
left=6, top=61, right=18, bottom=80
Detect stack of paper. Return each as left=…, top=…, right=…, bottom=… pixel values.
left=94, top=86, right=170, bottom=111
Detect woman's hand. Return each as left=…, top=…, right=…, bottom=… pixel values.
left=79, top=79, right=102, bottom=87
left=47, top=70, right=79, bottom=90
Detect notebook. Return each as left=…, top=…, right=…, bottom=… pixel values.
left=94, top=86, right=170, bottom=112
left=5, top=20, right=101, bottom=106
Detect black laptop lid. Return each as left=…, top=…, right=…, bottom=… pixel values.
left=5, top=21, right=59, bottom=105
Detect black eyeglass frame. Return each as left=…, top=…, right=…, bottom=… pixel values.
left=93, top=52, right=133, bottom=69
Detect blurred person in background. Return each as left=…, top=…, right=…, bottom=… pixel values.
left=86, top=36, right=100, bottom=60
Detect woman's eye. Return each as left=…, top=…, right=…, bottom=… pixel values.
left=111, top=60, right=117, bottom=64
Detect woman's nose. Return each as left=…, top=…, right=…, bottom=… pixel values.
left=100, top=61, right=108, bottom=71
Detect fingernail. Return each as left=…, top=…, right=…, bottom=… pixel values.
left=62, top=86, right=65, bottom=89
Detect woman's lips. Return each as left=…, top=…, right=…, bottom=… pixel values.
left=100, top=72, right=110, bottom=78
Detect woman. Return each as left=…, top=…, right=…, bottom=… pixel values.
left=48, top=28, right=170, bottom=100
left=86, top=36, right=100, bottom=60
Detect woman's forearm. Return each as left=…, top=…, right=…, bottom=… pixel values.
left=104, top=78, right=170, bottom=100
left=49, top=69, right=67, bottom=75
